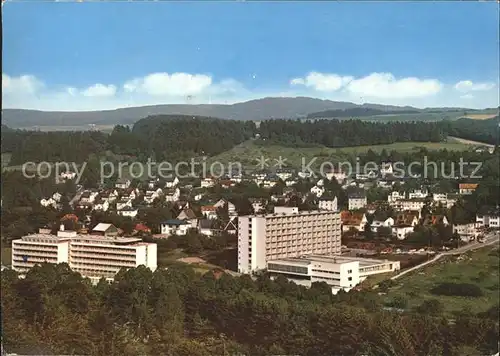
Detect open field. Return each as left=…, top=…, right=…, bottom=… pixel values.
left=209, top=139, right=471, bottom=170
left=462, top=113, right=498, bottom=120
left=382, top=246, right=499, bottom=316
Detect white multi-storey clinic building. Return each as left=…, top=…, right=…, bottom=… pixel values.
left=238, top=207, right=341, bottom=274
left=11, top=227, right=157, bottom=283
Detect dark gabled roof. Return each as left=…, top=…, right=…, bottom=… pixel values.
left=161, top=219, right=189, bottom=226
left=198, top=219, right=212, bottom=229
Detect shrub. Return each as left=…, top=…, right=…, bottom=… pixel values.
left=430, top=282, right=483, bottom=297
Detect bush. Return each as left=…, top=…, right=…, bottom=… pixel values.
left=416, top=299, right=444, bottom=315
left=388, top=295, right=408, bottom=309
left=430, top=283, right=484, bottom=298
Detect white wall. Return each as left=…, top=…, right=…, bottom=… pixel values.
left=146, top=243, right=157, bottom=272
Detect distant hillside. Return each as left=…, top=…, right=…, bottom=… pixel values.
left=1, top=97, right=421, bottom=128
left=2, top=96, right=492, bottom=129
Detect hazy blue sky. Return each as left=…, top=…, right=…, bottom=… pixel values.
left=3, top=1, right=499, bottom=111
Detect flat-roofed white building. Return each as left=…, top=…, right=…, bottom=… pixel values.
left=238, top=207, right=341, bottom=274
left=11, top=227, right=157, bottom=283
left=267, top=255, right=400, bottom=294
left=11, top=232, right=72, bottom=275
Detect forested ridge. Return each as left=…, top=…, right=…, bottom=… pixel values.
left=306, top=107, right=420, bottom=119
left=1, top=116, right=497, bottom=164
left=445, top=117, right=499, bottom=145
left=258, top=119, right=446, bottom=147
left=2, top=263, right=498, bottom=356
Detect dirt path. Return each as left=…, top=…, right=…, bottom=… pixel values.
left=448, top=136, right=495, bottom=148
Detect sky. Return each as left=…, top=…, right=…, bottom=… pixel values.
left=2, top=1, right=499, bottom=111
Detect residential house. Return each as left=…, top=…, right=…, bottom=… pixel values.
left=298, top=171, right=313, bottom=179
left=198, top=219, right=216, bottom=236
left=276, top=169, right=294, bottom=181
left=80, top=191, right=99, bottom=204
left=93, top=199, right=110, bottom=212
left=249, top=198, right=266, bottom=214
left=262, top=175, right=280, bottom=188
left=220, top=180, right=235, bottom=189
left=116, top=198, right=133, bottom=211
left=324, top=169, right=347, bottom=183
left=164, top=177, right=179, bottom=188
left=160, top=219, right=191, bottom=236
left=60, top=171, right=77, bottom=180
left=423, top=215, right=449, bottom=227
left=476, top=210, right=500, bottom=228
left=355, top=169, right=378, bottom=181
left=223, top=216, right=238, bottom=235
left=391, top=198, right=426, bottom=212
left=348, top=191, right=367, bottom=210
left=122, top=188, right=139, bottom=201
left=371, top=217, right=395, bottom=232
left=341, top=211, right=368, bottom=232
left=147, top=178, right=160, bottom=190
left=459, top=183, right=479, bottom=195
left=144, top=188, right=163, bottom=204
left=393, top=212, right=419, bottom=240
left=115, top=178, right=131, bottom=190
left=201, top=177, right=216, bottom=188
left=92, top=223, right=119, bottom=237
left=388, top=191, right=406, bottom=203
left=177, top=208, right=199, bottom=228
left=201, top=205, right=218, bottom=220
left=214, top=199, right=236, bottom=216
left=380, top=162, right=393, bottom=177
left=408, top=188, right=429, bottom=199
left=105, top=189, right=119, bottom=202
left=165, top=188, right=180, bottom=203
left=318, top=197, right=338, bottom=211
left=117, top=208, right=138, bottom=218
left=453, top=223, right=479, bottom=242
left=134, top=223, right=151, bottom=235
left=310, top=185, right=325, bottom=198
left=285, top=177, right=298, bottom=186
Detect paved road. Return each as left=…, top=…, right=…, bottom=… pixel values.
left=391, top=232, right=499, bottom=281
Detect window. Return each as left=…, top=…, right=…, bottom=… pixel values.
left=348, top=269, right=352, bottom=274
left=348, top=277, right=352, bottom=281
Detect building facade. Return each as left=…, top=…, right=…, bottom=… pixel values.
left=237, top=207, right=341, bottom=274
left=267, top=255, right=400, bottom=294
left=11, top=228, right=157, bottom=283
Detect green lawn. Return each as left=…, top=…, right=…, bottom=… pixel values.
left=383, top=246, right=499, bottom=316
left=209, top=139, right=471, bottom=170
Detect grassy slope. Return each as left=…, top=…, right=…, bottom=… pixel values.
left=209, top=139, right=470, bottom=170
left=383, top=246, right=499, bottom=315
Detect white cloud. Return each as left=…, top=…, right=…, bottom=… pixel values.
left=2, top=72, right=498, bottom=111
left=292, top=71, right=442, bottom=99
left=346, top=73, right=442, bottom=99
left=124, top=72, right=212, bottom=96
left=290, top=72, right=353, bottom=92
left=454, top=80, right=496, bottom=92
left=82, top=83, right=117, bottom=97
left=2, top=74, right=44, bottom=95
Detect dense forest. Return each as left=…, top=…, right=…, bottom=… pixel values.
left=2, top=116, right=498, bottom=165
left=2, top=263, right=498, bottom=356
left=445, top=117, right=499, bottom=145
left=258, top=119, right=446, bottom=147
left=306, top=107, right=420, bottom=119
left=1, top=116, right=256, bottom=164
